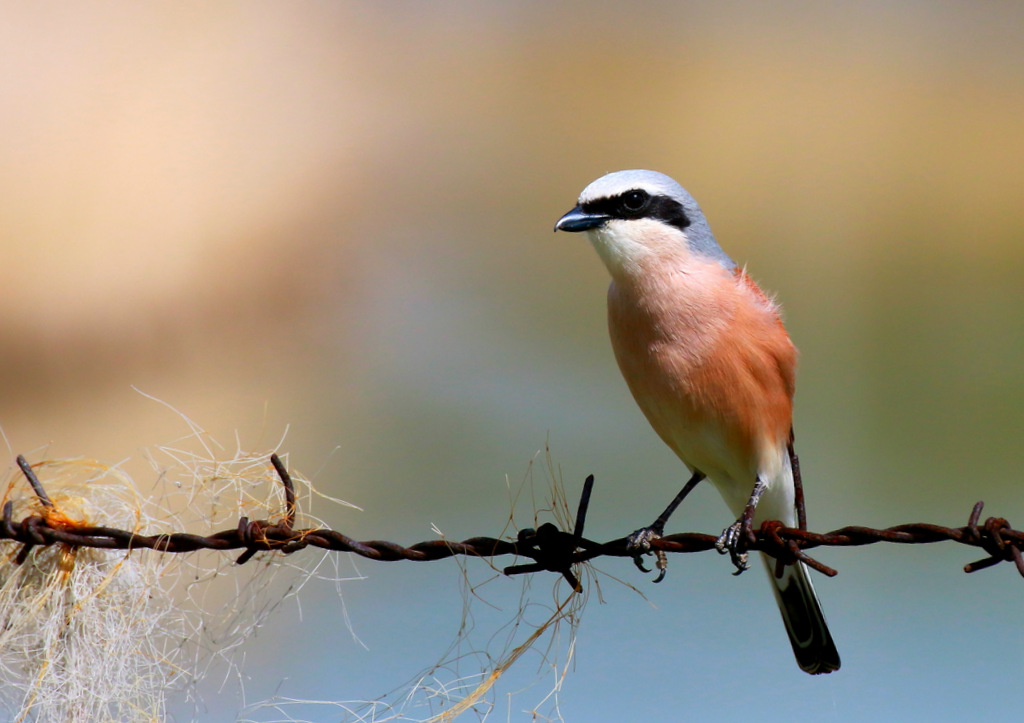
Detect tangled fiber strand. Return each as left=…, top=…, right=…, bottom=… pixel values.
left=0, top=459, right=178, bottom=722
left=0, top=431, right=339, bottom=723
left=237, top=446, right=589, bottom=723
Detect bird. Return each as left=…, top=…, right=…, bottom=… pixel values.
left=554, top=169, right=840, bottom=675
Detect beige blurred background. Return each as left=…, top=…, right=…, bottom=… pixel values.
left=2, top=3, right=1023, bottom=721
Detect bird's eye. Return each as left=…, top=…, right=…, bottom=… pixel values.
left=621, top=190, right=649, bottom=212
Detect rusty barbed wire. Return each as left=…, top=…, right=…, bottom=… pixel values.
left=3, top=454, right=1023, bottom=588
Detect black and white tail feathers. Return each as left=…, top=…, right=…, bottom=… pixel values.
left=768, top=558, right=841, bottom=674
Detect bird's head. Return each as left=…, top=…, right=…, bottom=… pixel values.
left=555, top=170, right=735, bottom=279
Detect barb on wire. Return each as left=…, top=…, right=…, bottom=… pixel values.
left=3, top=455, right=1024, bottom=585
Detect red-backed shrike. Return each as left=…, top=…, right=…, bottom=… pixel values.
left=556, top=170, right=839, bottom=674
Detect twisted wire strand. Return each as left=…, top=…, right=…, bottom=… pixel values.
left=4, top=455, right=1022, bottom=585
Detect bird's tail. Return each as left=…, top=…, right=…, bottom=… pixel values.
left=764, top=556, right=841, bottom=674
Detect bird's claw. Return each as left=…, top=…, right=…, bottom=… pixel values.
left=627, top=527, right=669, bottom=583
left=715, top=520, right=751, bottom=575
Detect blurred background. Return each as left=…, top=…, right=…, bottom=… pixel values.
left=2, top=2, right=1024, bottom=720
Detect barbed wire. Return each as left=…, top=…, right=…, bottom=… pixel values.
left=3, top=454, right=1023, bottom=589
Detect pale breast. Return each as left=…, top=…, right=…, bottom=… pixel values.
left=607, top=261, right=796, bottom=486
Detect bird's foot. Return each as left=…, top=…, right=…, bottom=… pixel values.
left=715, top=520, right=751, bottom=575
left=626, top=526, right=669, bottom=583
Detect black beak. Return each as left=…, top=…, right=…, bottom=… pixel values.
left=554, top=205, right=609, bottom=233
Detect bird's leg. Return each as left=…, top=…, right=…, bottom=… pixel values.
left=627, top=471, right=705, bottom=582
left=715, top=476, right=768, bottom=575
left=788, top=430, right=807, bottom=531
